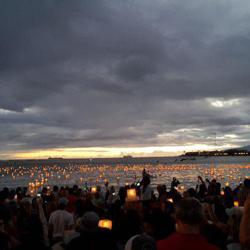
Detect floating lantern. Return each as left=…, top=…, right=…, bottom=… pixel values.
left=126, top=189, right=138, bottom=202
left=98, top=219, right=112, bottom=230
left=91, top=187, right=97, bottom=194
left=234, top=201, right=239, bottom=207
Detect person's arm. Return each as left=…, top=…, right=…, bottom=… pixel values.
left=37, top=198, right=50, bottom=247
left=239, top=198, right=250, bottom=248
left=48, top=214, right=54, bottom=241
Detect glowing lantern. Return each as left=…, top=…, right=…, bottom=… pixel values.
left=225, top=182, right=229, bottom=187
left=167, top=198, right=173, bottom=203
left=91, top=187, right=97, bottom=194
left=220, top=190, right=225, bottom=196
left=126, top=189, right=138, bottom=202
left=234, top=201, right=239, bottom=207
left=98, top=219, right=112, bottom=230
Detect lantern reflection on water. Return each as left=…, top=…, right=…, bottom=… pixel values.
left=1, top=161, right=250, bottom=191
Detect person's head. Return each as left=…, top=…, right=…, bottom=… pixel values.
left=53, top=185, right=59, bottom=193
left=80, top=212, right=99, bottom=233
left=110, top=186, right=115, bottom=193
left=20, top=198, right=32, bottom=215
left=42, top=187, right=48, bottom=195
left=125, top=235, right=157, bottom=250
left=58, top=197, right=68, bottom=210
left=175, top=198, right=204, bottom=232
left=184, top=188, right=197, bottom=198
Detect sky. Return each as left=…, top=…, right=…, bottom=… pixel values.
left=1, top=0, right=250, bottom=159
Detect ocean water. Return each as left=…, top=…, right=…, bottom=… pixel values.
left=0, top=156, right=250, bottom=190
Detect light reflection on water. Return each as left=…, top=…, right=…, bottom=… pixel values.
left=0, top=156, right=250, bottom=190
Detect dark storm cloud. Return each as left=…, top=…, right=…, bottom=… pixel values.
left=1, top=0, right=250, bottom=155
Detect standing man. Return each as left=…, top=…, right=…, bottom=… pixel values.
left=49, top=197, right=74, bottom=244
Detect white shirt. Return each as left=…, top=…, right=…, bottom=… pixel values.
left=49, top=209, right=74, bottom=238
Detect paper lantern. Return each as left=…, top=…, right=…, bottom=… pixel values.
left=234, top=201, right=239, bottom=207
left=98, top=219, right=112, bottom=230
left=126, top=189, right=138, bottom=202
left=91, top=187, right=97, bottom=194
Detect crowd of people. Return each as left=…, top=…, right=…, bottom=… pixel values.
left=0, top=169, right=250, bottom=250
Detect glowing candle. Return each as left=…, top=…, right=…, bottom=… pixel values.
left=234, top=201, right=239, bottom=207
left=126, top=189, right=138, bottom=202
left=98, top=219, right=112, bottom=230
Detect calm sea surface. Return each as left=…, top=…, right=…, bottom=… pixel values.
left=0, top=156, right=250, bottom=190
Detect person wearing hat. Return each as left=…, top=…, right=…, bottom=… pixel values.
left=125, top=234, right=157, bottom=250
left=66, top=212, right=117, bottom=250
left=49, top=197, right=74, bottom=244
